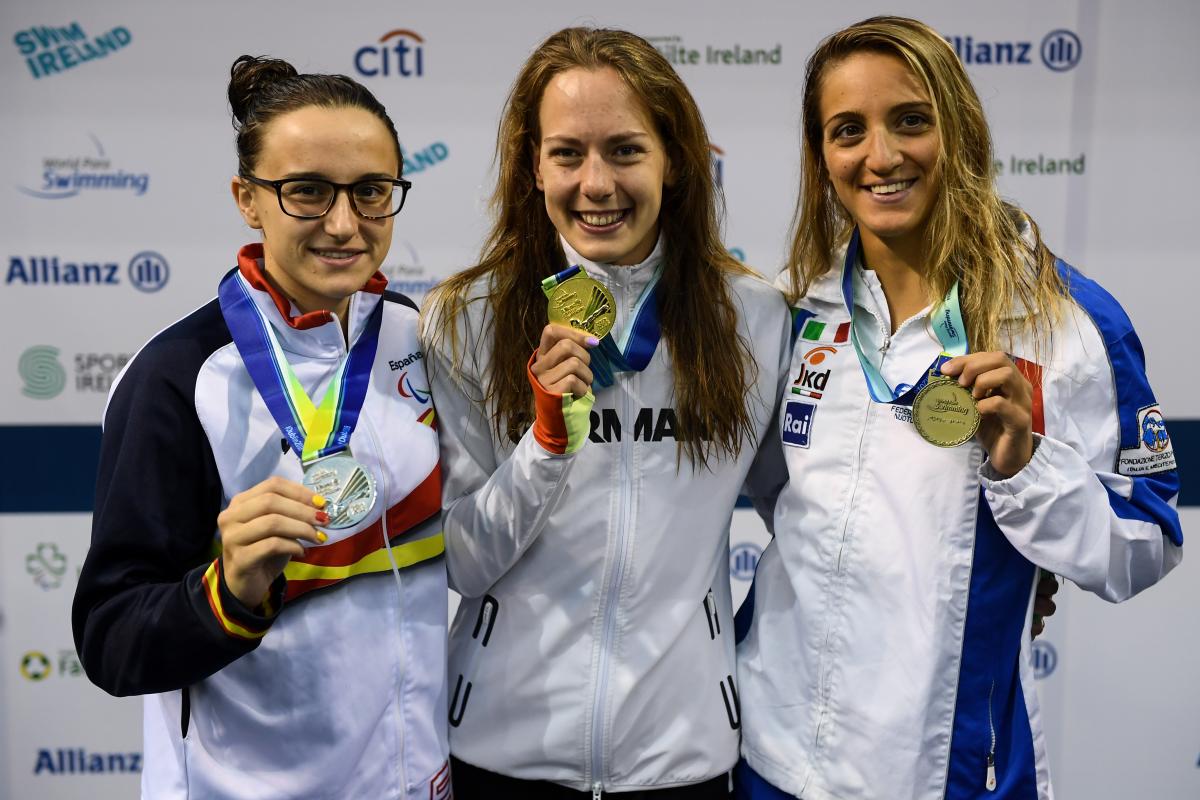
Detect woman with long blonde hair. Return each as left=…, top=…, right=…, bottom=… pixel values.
left=424, top=26, right=790, bottom=799
left=734, top=16, right=1181, bottom=800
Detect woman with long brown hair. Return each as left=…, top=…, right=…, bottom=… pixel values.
left=734, top=16, right=1181, bottom=800
left=423, top=26, right=790, bottom=799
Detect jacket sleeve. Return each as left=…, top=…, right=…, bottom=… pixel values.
left=424, top=302, right=594, bottom=598
left=740, top=294, right=797, bottom=535
left=72, top=336, right=284, bottom=696
left=981, top=284, right=1182, bottom=603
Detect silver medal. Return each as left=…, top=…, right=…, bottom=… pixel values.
left=302, top=454, right=377, bottom=530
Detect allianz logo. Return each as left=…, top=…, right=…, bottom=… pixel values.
left=944, top=29, right=1082, bottom=71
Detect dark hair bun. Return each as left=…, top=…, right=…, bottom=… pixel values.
left=229, top=55, right=299, bottom=126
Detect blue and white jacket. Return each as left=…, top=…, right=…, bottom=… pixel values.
left=736, top=250, right=1182, bottom=800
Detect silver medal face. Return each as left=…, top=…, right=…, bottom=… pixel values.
left=302, top=454, right=377, bottom=530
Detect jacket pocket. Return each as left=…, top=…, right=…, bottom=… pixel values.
left=449, top=593, right=498, bottom=728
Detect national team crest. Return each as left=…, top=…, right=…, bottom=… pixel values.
left=781, top=400, right=816, bottom=448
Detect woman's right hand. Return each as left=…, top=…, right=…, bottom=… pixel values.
left=217, top=476, right=328, bottom=607
left=531, top=324, right=598, bottom=397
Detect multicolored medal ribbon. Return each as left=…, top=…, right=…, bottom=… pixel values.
left=218, top=268, right=382, bottom=530
left=840, top=228, right=980, bottom=447
left=542, top=264, right=663, bottom=389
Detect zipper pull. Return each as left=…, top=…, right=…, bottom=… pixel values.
left=592, top=781, right=603, bottom=800
left=879, top=333, right=891, bottom=354
left=985, top=754, right=997, bottom=791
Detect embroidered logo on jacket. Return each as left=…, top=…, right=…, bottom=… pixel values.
left=792, top=345, right=837, bottom=401
left=1118, top=404, right=1176, bottom=475
left=781, top=400, right=815, bottom=448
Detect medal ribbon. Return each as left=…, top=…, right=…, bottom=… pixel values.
left=217, top=267, right=382, bottom=464
left=840, top=227, right=968, bottom=405
left=542, top=264, right=664, bottom=388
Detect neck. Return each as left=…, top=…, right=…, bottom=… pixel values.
left=262, top=266, right=351, bottom=342
left=859, top=230, right=930, bottom=333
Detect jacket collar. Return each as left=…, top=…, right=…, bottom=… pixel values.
left=559, top=235, right=664, bottom=295
left=235, top=243, right=388, bottom=357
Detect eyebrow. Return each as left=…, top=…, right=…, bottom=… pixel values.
left=277, top=171, right=397, bottom=181
left=542, top=131, right=653, bottom=146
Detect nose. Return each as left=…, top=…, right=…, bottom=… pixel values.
left=322, top=189, right=358, bottom=239
left=580, top=153, right=615, bottom=200
left=864, top=128, right=903, bottom=175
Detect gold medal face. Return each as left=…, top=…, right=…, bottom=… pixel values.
left=912, top=378, right=980, bottom=447
left=547, top=275, right=616, bottom=339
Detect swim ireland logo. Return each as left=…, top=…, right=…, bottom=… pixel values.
left=13, top=21, right=133, bottom=79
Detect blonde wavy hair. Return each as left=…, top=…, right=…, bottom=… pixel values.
left=787, top=15, right=1066, bottom=353
left=424, top=27, right=758, bottom=467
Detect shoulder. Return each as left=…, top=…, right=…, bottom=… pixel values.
left=725, top=267, right=788, bottom=313
left=117, top=299, right=231, bottom=395
left=383, top=289, right=419, bottom=313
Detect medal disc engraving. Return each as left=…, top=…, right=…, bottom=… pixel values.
left=547, top=275, right=617, bottom=339
left=302, top=454, right=377, bottom=530
left=912, top=378, right=980, bottom=447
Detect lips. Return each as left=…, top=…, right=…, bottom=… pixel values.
left=311, top=248, right=364, bottom=262
left=575, top=209, right=628, bottom=231
left=867, top=179, right=916, bottom=195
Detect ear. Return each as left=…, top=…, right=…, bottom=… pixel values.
left=231, top=176, right=263, bottom=230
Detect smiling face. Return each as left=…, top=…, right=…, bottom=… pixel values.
left=533, top=66, right=672, bottom=266
left=818, top=51, right=941, bottom=261
left=232, top=105, right=399, bottom=318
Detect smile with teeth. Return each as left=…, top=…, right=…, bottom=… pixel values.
left=869, top=179, right=916, bottom=195
left=577, top=210, right=627, bottom=227
left=312, top=249, right=361, bottom=259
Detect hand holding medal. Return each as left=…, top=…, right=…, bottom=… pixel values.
left=938, top=352, right=1034, bottom=477
left=531, top=324, right=599, bottom=397
left=217, top=476, right=329, bottom=607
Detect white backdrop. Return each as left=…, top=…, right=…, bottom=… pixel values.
left=1, top=1, right=1197, bottom=798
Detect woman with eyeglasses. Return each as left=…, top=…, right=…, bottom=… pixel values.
left=73, top=56, right=450, bottom=800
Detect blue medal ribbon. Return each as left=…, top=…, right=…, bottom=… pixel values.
left=217, top=267, right=382, bottom=464
left=841, top=228, right=968, bottom=406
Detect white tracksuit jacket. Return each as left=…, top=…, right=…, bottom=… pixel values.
left=736, top=249, right=1183, bottom=800
left=426, top=239, right=792, bottom=793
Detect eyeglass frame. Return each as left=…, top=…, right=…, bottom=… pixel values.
left=240, top=174, right=412, bottom=220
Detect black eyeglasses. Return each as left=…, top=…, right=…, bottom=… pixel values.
left=242, top=175, right=412, bottom=219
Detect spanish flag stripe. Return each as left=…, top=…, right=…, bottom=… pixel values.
left=202, top=560, right=268, bottom=641
left=284, top=533, right=445, bottom=584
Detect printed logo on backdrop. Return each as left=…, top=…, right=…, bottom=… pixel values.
left=647, top=35, right=781, bottom=66
left=994, top=152, right=1087, bottom=177
left=709, top=144, right=725, bottom=188
left=382, top=241, right=440, bottom=300
left=1031, top=639, right=1058, bottom=679
left=402, top=140, right=449, bottom=176
left=19, top=346, right=66, bottom=399
left=26, top=542, right=69, bottom=589
left=34, top=748, right=141, bottom=775
left=20, top=649, right=82, bottom=681
left=18, top=347, right=132, bottom=398
left=14, top=21, right=132, bottom=79
left=355, top=29, right=425, bottom=78
left=1118, top=404, right=1177, bottom=476
left=730, top=542, right=762, bottom=582
left=18, top=133, right=149, bottom=199
left=944, top=29, right=1081, bottom=71
left=6, top=251, right=168, bottom=292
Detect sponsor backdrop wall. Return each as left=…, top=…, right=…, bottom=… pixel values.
left=1, top=0, right=1196, bottom=797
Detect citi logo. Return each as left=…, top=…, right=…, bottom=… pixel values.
left=792, top=345, right=836, bottom=400
left=355, top=29, right=425, bottom=78
left=944, top=29, right=1081, bottom=71
left=730, top=542, right=762, bottom=582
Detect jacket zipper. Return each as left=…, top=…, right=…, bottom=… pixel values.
left=589, top=277, right=636, bottom=798
left=985, top=679, right=998, bottom=791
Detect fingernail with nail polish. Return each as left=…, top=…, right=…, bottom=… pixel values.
left=586, top=336, right=600, bottom=347
left=316, top=510, right=330, bottom=525
left=316, top=531, right=328, bottom=543
left=312, top=494, right=327, bottom=509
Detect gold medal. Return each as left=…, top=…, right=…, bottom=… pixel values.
left=546, top=274, right=616, bottom=339
left=912, top=375, right=980, bottom=447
